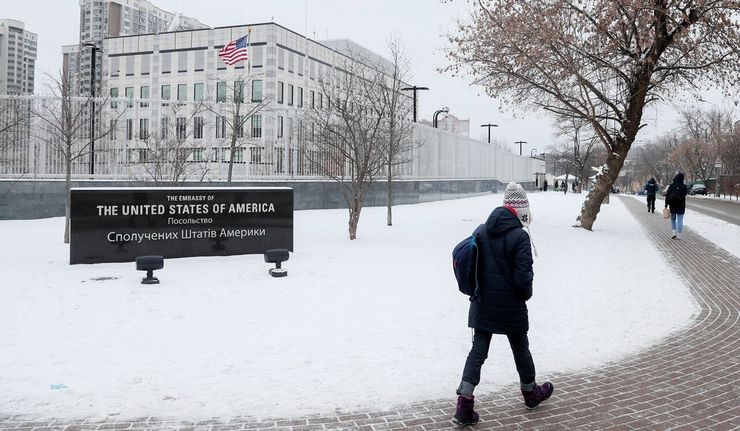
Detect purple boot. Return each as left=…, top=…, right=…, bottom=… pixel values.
left=522, top=382, right=554, bottom=409
left=453, top=395, right=480, bottom=425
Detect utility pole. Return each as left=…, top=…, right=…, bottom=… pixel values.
left=481, top=124, right=498, bottom=143
left=515, top=140, right=528, bottom=156
left=400, top=85, right=429, bottom=122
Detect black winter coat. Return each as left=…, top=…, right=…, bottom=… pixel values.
left=644, top=180, right=657, bottom=195
left=469, top=207, right=534, bottom=334
left=665, top=175, right=688, bottom=215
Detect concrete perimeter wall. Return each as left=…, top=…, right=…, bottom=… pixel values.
left=0, top=179, right=534, bottom=220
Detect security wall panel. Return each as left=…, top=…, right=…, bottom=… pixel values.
left=70, top=187, right=293, bottom=264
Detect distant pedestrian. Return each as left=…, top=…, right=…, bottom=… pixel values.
left=453, top=182, right=553, bottom=425
left=664, top=173, right=688, bottom=240
left=554, top=180, right=559, bottom=190
left=644, top=177, right=657, bottom=213
left=543, top=180, right=548, bottom=192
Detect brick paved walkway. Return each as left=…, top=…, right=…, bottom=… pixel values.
left=2, top=196, right=738, bottom=430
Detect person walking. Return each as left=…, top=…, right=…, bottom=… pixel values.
left=453, top=182, right=553, bottom=425
left=664, top=173, right=688, bottom=239
left=543, top=179, right=548, bottom=192
left=644, top=177, right=658, bottom=213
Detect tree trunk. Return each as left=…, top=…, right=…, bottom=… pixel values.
left=348, top=196, right=362, bottom=240
left=578, top=151, right=627, bottom=230
left=227, top=133, right=237, bottom=184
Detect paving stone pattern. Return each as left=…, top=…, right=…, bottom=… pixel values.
left=2, top=196, right=738, bottom=430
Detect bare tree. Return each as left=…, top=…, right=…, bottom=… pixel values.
left=446, top=0, right=740, bottom=230
left=132, top=101, right=211, bottom=185
left=302, top=54, right=389, bottom=240
left=32, top=71, right=124, bottom=243
left=375, top=38, right=417, bottom=226
left=670, top=108, right=723, bottom=185
left=717, top=116, right=740, bottom=175
left=633, top=132, right=680, bottom=186
left=205, top=73, right=270, bottom=183
left=551, top=117, right=603, bottom=193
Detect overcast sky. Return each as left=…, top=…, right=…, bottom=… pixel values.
left=4, top=0, right=736, bottom=154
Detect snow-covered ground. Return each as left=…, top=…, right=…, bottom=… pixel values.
left=0, top=192, right=709, bottom=420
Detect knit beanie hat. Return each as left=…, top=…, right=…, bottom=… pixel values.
left=503, top=181, right=531, bottom=227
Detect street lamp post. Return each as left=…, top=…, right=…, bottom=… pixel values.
left=433, top=107, right=449, bottom=128
left=514, top=140, right=528, bottom=156
left=83, top=41, right=98, bottom=176
left=480, top=123, right=498, bottom=143
left=400, top=85, right=429, bottom=122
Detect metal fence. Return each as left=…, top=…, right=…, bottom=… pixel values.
left=0, top=95, right=535, bottom=183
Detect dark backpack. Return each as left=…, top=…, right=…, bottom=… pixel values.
left=452, top=225, right=483, bottom=299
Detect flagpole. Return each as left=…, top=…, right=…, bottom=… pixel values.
left=247, top=27, right=252, bottom=76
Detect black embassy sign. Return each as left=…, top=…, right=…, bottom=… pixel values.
left=70, top=187, right=293, bottom=264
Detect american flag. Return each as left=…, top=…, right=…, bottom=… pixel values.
left=218, top=35, right=249, bottom=66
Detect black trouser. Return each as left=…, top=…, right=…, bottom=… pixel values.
left=647, top=194, right=656, bottom=211
left=460, top=329, right=536, bottom=392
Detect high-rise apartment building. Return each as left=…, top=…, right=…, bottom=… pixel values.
left=0, top=19, right=37, bottom=95
left=65, top=0, right=207, bottom=96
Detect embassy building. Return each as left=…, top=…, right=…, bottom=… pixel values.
left=98, top=21, right=535, bottom=182
left=98, top=21, right=423, bottom=180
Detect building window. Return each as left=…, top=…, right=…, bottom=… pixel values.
left=251, top=115, right=262, bottom=138
left=161, top=52, right=171, bottom=74
left=194, top=50, right=204, bottom=72
left=139, top=118, right=149, bottom=140
left=215, top=116, right=225, bottom=139
left=178, top=51, right=188, bottom=73
left=140, top=86, right=149, bottom=107
left=250, top=146, right=263, bottom=164
left=287, top=84, right=294, bottom=106
left=234, top=148, right=244, bottom=163
left=277, top=81, right=284, bottom=104
left=251, top=79, right=262, bottom=102
left=277, top=116, right=284, bottom=139
left=141, top=54, right=150, bottom=76
left=125, top=86, right=133, bottom=107
left=161, top=84, right=170, bottom=105
left=318, top=93, right=323, bottom=109
left=177, top=84, right=186, bottom=102
left=126, top=118, right=133, bottom=140
left=236, top=115, right=244, bottom=138
left=276, top=147, right=284, bottom=173
left=176, top=117, right=187, bottom=139
left=288, top=52, right=294, bottom=73
left=161, top=117, right=168, bottom=140
left=216, top=81, right=226, bottom=103
left=298, top=87, right=303, bottom=108
left=234, top=80, right=244, bottom=103
left=277, top=48, right=285, bottom=70
left=110, top=119, right=117, bottom=140
left=194, top=116, right=203, bottom=139
left=193, top=148, right=204, bottom=162
left=138, top=148, right=148, bottom=163
left=110, top=87, right=118, bottom=108
left=194, top=83, right=204, bottom=101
